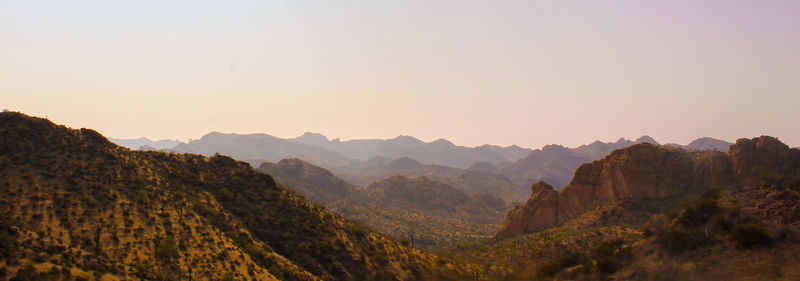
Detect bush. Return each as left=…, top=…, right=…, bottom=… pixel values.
left=730, top=224, right=772, bottom=249
left=591, top=239, right=631, bottom=275
left=156, top=237, right=179, bottom=260
left=677, top=198, right=719, bottom=227
left=536, top=250, right=585, bottom=277
left=660, top=230, right=707, bottom=255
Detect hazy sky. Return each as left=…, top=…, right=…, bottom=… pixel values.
left=2, top=1, right=799, bottom=148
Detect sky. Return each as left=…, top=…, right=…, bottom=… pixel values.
left=2, top=0, right=799, bottom=148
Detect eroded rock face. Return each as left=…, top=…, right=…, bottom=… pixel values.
left=730, top=136, right=800, bottom=186
left=494, top=182, right=559, bottom=239
left=494, top=136, right=800, bottom=240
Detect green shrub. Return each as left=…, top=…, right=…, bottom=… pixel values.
left=730, top=224, right=772, bottom=249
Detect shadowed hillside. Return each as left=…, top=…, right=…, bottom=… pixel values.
left=257, top=159, right=509, bottom=249
left=328, top=156, right=528, bottom=203
left=0, top=112, right=471, bottom=281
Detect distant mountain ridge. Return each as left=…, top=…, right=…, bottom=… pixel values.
left=131, top=132, right=531, bottom=169
left=470, top=136, right=733, bottom=189
left=109, top=137, right=182, bottom=150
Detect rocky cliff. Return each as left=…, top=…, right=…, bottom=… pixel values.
left=494, top=136, right=800, bottom=240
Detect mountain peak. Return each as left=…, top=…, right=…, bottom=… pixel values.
left=432, top=138, right=455, bottom=146
left=634, top=135, right=659, bottom=144
left=292, top=132, right=330, bottom=146
left=392, top=135, right=423, bottom=144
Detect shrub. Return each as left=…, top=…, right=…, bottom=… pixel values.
left=156, top=237, right=179, bottom=260
left=677, top=198, right=719, bottom=227
left=536, top=250, right=585, bottom=277
left=591, top=239, right=631, bottom=275
left=730, top=223, right=772, bottom=249
left=660, top=230, right=707, bottom=255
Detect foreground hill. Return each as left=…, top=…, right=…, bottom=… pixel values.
left=0, top=112, right=469, bottom=280
left=257, top=159, right=508, bottom=249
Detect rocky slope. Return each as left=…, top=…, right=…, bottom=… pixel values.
left=0, top=112, right=470, bottom=280
left=494, top=136, right=799, bottom=240
left=470, top=136, right=660, bottom=189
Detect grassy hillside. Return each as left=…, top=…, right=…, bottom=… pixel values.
left=0, top=112, right=471, bottom=281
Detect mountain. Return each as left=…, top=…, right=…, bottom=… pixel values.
left=495, top=136, right=799, bottom=240
left=258, top=159, right=357, bottom=204
left=471, top=136, right=738, bottom=190
left=174, top=131, right=531, bottom=170
left=304, top=135, right=530, bottom=168
left=454, top=136, right=800, bottom=280
left=257, top=159, right=508, bottom=249
left=109, top=137, right=182, bottom=150
left=171, top=132, right=353, bottom=168
left=665, top=137, right=733, bottom=152
left=0, top=112, right=470, bottom=280
left=470, top=136, right=656, bottom=189
left=330, top=176, right=508, bottom=249
left=328, top=157, right=528, bottom=203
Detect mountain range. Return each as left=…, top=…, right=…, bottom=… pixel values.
left=112, top=133, right=734, bottom=197
left=469, top=136, right=733, bottom=189
left=108, top=137, right=182, bottom=150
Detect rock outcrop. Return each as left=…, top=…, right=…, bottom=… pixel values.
left=494, top=136, right=800, bottom=240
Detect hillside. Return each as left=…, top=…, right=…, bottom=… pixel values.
left=0, top=112, right=470, bottom=281
left=328, top=157, right=528, bottom=203
left=259, top=159, right=357, bottom=204
left=454, top=136, right=800, bottom=280
left=256, top=159, right=508, bottom=249
left=331, top=176, right=508, bottom=249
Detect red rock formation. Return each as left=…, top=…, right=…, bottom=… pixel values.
left=494, top=136, right=800, bottom=240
